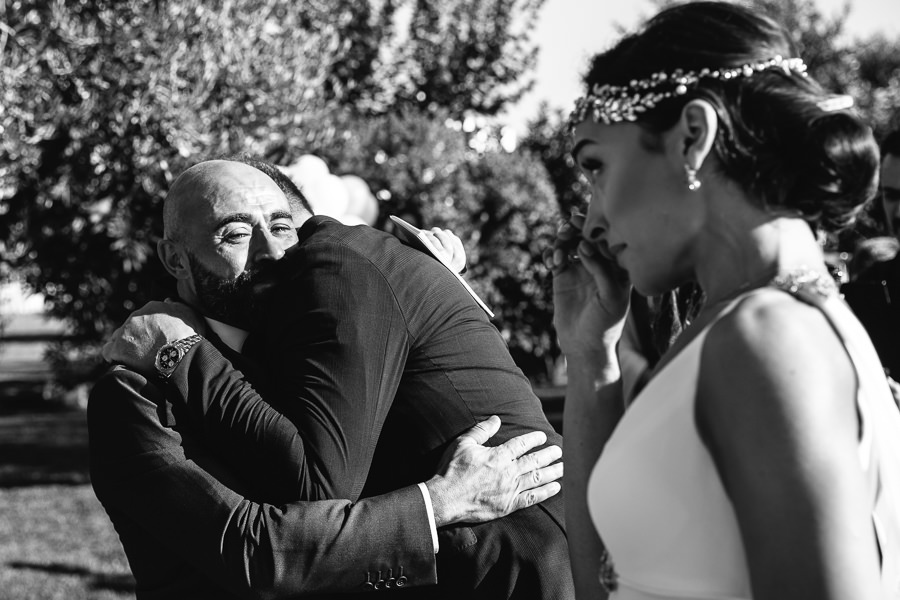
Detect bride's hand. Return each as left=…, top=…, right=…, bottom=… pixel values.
left=546, top=212, right=632, bottom=356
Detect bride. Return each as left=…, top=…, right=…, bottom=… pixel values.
left=551, top=2, right=900, bottom=599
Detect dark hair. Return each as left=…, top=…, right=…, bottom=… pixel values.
left=220, top=153, right=314, bottom=217
left=582, top=1, right=879, bottom=233
left=883, top=129, right=900, bottom=159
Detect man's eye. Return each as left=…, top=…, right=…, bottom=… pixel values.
left=271, top=223, right=294, bottom=235
left=223, top=231, right=250, bottom=243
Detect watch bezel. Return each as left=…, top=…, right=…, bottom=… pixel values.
left=154, top=335, right=202, bottom=379
left=155, top=342, right=185, bottom=378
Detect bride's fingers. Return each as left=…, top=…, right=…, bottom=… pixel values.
left=578, top=241, right=630, bottom=286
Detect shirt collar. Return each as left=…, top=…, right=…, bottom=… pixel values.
left=204, top=317, right=249, bottom=353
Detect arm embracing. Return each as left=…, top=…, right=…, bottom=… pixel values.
left=88, top=367, right=437, bottom=597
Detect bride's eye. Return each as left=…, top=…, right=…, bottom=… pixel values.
left=580, top=158, right=604, bottom=181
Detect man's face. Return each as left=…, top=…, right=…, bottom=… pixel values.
left=179, top=162, right=299, bottom=327
left=881, top=153, right=900, bottom=237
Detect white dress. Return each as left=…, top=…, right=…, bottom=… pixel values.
left=587, top=272, right=900, bottom=599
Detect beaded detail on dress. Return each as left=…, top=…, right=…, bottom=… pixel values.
left=770, top=268, right=838, bottom=300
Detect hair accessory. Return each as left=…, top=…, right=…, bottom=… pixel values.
left=816, top=94, right=854, bottom=112
left=569, top=55, right=807, bottom=131
left=684, top=164, right=701, bottom=191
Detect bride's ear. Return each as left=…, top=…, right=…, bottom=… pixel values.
left=672, top=99, right=718, bottom=173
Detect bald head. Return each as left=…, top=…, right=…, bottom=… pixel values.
left=157, top=160, right=300, bottom=322
left=163, top=160, right=290, bottom=243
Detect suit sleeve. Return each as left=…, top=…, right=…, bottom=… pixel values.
left=88, top=366, right=437, bottom=597
left=166, top=339, right=328, bottom=503
left=263, top=240, right=411, bottom=502
left=163, top=242, right=409, bottom=504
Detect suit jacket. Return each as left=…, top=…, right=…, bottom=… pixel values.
left=88, top=332, right=437, bottom=599
left=842, top=254, right=900, bottom=378
left=169, top=216, right=573, bottom=599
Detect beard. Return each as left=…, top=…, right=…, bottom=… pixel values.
left=186, top=253, right=279, bottom=331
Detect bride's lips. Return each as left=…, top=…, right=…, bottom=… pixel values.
left=594, top=240, right=614, bottom=261
left=608, top=244, right=625, bottom=261
left=597, top=241, right=626, bottom=264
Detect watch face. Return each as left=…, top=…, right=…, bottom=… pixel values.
left=157, top=345, right=181, bottom=373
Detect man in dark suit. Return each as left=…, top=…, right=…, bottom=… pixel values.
left=90, top=159, right=565, bottom=599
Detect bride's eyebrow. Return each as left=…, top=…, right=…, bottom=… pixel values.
left=571, top=140, right=589, bottom=159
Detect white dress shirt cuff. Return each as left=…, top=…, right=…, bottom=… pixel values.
left=417, top=482, right=439, bottom=553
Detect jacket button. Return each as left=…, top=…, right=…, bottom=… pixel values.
left=374, top=579, right=385, bottom=590
left=385, top=577, right=396, bottom=588
left=396, top=576, right=408, bottom=587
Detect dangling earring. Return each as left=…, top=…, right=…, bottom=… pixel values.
left=684, top=164, right=702, bottom=191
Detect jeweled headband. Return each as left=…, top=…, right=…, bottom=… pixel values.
left=568, top=55, right=809, bottom=131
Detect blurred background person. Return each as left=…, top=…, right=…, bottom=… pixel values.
left=843, top=127, right=900, bottom=380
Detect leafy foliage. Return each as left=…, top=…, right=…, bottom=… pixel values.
left=1, top=0, right=557, bottom=381
left=1, top=0, right=337, bottom=341
left=392, top=0, right=545, bottom=118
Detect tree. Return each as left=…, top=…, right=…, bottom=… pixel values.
left=391, top=0, right=545, bottom=119
left=0, top=0, right=338, bottom=372
left=1, top=0, right=559, bottom=382
left=519, top=103, right=590, bottom=218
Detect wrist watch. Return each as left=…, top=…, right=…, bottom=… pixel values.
left=154, top=334, right=203, bottom=379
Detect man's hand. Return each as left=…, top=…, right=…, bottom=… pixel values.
left=101, top=300, right=206, bottom=375
left=426, top=416, right=563, bottom=526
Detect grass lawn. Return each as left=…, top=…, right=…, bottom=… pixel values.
left=0, top=384, right=135, bottom=600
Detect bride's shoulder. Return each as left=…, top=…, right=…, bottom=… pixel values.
left=698, top=288, right=854, bottom=407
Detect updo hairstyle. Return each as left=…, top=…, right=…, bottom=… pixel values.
left=582, top=1, right=879, bottom=233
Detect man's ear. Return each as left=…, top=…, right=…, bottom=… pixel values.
left=157, top=239, right=192, bottom=280
left=673, top=99, right=718, bottom=173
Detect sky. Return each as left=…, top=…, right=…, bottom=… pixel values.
left=501, top=0, right=900, bottom=134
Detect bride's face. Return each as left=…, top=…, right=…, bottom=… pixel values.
left=572, top=119, right=703, bottom=296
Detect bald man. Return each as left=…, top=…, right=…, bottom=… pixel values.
left=89, top=160, right=565, bottom=599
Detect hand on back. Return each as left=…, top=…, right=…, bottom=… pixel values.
left=426, top=416, right=563, bottom=526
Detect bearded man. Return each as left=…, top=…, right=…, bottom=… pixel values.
left=89, top=159, right=566, bottom=599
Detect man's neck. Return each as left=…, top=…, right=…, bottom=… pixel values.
left=204, top=317, right=249, bottom=353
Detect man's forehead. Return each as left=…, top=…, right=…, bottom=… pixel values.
left=190, top=162, right=291, bottom=216
left=210, top=181, right=288, bottom=210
